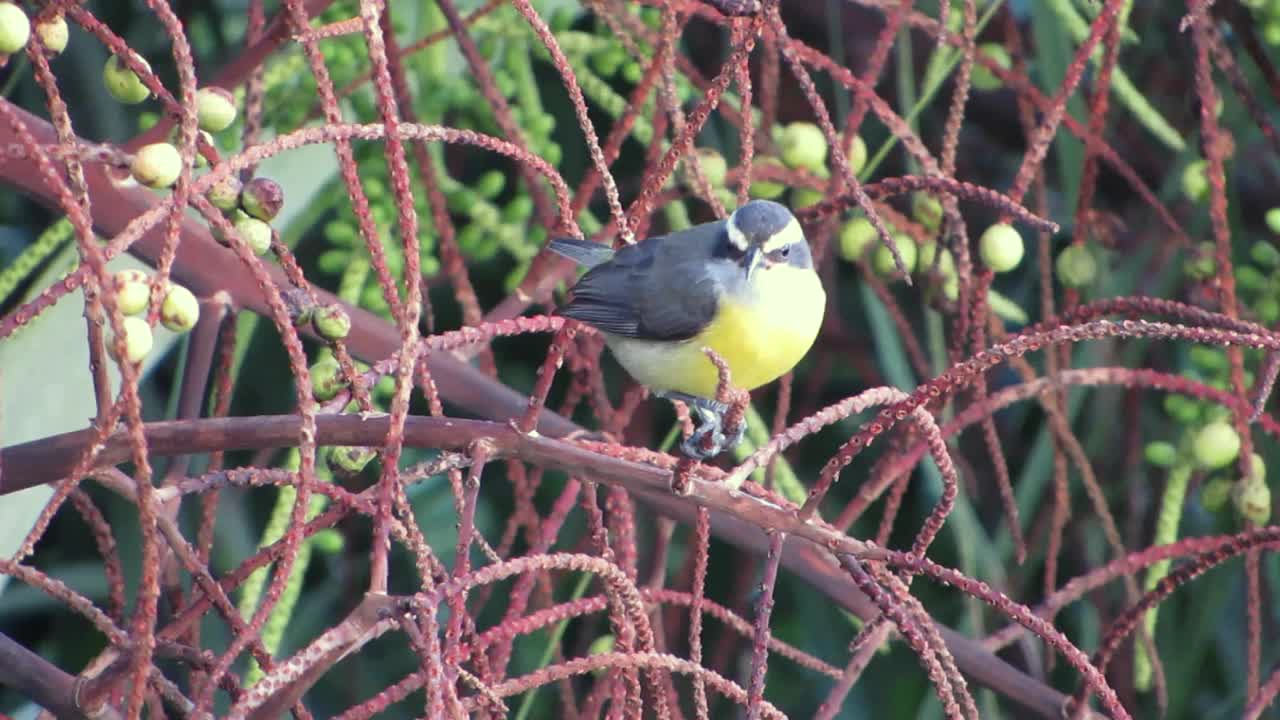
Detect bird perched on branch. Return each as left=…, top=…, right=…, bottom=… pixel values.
left=549, top=199, right=826, bottom=459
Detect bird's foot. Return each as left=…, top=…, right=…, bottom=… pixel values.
left=658, top=392, right=745, bottom=460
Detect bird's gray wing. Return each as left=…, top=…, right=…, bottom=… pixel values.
left=559, top=224, right=724, bottom=341
left=547, top=237, right=616, bottom=269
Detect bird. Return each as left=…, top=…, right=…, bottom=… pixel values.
left=547, top=198, right=826, bottom=459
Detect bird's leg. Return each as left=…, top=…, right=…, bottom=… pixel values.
left=656, top=391, right=740, bottom=459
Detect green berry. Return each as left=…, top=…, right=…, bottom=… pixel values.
left=476, top=170, right=506, bottom=199
left=113, top=269, right=151, bottom=316
left=1143, top=441, right=1179, bottom=467
left=1233, top=458, right=1271, bottom=524
left=33, top=13, right=67, bottom=55
left=1258, top=297, right=1280, bottom=325
left=972, top=43, right=1012, bottom=91
left=239, top=177, right=284, bottom=222
left=873, top=233, right=918, bottom=277
left=779, top=122, right=829, bottom=172
left=206, top=175, right=242, bottom=212
left=1055, top=243, right=1097, bottom=288
left=310, top=528, right=345, bottom=554
left=1265, top=20, right=1280, bottom=46
left=330, top=445, right=375, bottom=473
left=979, top=223, right=1025, bottom=272
left=912, top=193, right=943, bottom=231
left=693, top=148, right=728, bottom=188
left=103, top=52, right=152, bottom=105
left=749, top=157, right=787, bottom=199
left=1267, top=208, right=1280, bottom=235
left=0, top=3, right=30, bottom=55
left=195, top=86, right=237, bottom=133
left=839, top=217, right=877, bottom=262
left=131, top=143, right=182, bottom=189
left=310, top=357, right=347, bottom=402
left=234, top=215, right=273, bottom=256
left=1189, top=345, right=1228, bottom=372
left=1183, top=241, right=1216, bottom=280
left=1192, top=420, right=1241, bottom=471
left=314, top=304, right=351, bottom=341
left=1251, top=241, right=1280, bottom=268
left=1201, top=476, right=1233, bottom=511
left=1163, top=394, right=1201, bottom=423
left=1181, top=159, right=1210, bottom=203
left=846, top=134, right=868, bottom=177
left=109, top=316, right=154, bottom=365
left=793, top=187, right=824, bottom=210
left=588, top=634, right=616, bottom=676
left=160, top=283, right=199, bottom=333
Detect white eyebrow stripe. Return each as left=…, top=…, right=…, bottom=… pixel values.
left=761, top=217, right=803, bottom=253
left=726, top=218, right=749, bottom=251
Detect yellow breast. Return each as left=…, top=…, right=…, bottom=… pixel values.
left=606, top=265, right=826, bottom=399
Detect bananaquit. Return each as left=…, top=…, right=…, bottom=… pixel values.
left=549, top=199, right=826, bottom=459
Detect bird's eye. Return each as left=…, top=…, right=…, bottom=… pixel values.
left=780, top=245, right=791, bottom=257
left=767, top=246, right=790, bottom=263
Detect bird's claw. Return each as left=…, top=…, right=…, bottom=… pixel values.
left=677, top=400, right=745, bottom=460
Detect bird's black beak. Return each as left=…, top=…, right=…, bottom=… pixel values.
left=743, top=246, right=761, bottom=280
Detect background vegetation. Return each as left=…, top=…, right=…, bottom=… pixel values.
left=1, top=0, right=1279, bottom=718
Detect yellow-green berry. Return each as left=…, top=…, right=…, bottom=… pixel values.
left=1201, top=476, right=1233, bottom=511
left=1181, top=159, right=1210, bottom=203
left=33, top=13, right=67, bottom=55
left=873, top=233, right=918, bottom=277
left=109, top=316, right=154, bottom=365
left=330, top=445, right=375, bottom=474
left=839, top=216, right=877, bottom=262
left=979, top=223, right=1024, bottom=272
left=846, top=134, right=868, bottom=177
left=195, top=86, right=237, bottom=133
left=113, top=269, right=151, bottom=316
left=240, top=177, right=284, bottom=222
left=0, top=3, right=30, bottom=55
left=206, top=175, right=242, bottom=212
left=131, top=143, right=182, bottom=189
left=314, top=304, right=351, bottom=341
left=693, top=148, right=728, bottom=188
left=234, top=215, right=273, bottom=256
left=1266, top=207, right=1280, bottom=235
left=749, top=157, right=787, bottom=199
left=1143, top=441, right=1179, bottom=467
left=1251, top=241, right=1280, bottom=267
left=1192, top=420, right=1241, bottom=471
left=1233, top=461, right=1271, bottom=525
left=779, top=122, right=829, bottom=172
left=103, top=52, right=152, bottom=105
left=972, top=43, right=1012, bottom=91
left=160, top=283, right=199, bottom=333
left=310, top=357, right=347, bottom=402
left=912, top=193, right=943, bottom=232
left=1055, top=243, right=1097, bottom=288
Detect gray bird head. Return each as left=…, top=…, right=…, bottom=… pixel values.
left=724, top=199, right=812, bottom=278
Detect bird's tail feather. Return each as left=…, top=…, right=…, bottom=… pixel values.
left=547, top=237, right=615, bottom=269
